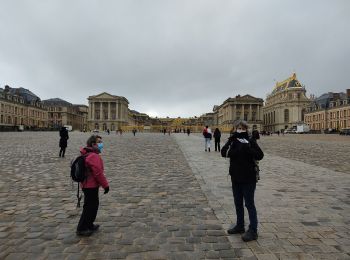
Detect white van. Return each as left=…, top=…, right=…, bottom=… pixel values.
left=64, top=125, right=73, bottom=131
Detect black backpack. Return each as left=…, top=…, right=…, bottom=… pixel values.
left=70, top=154, right=89, bottom=207
left=71, top=155, right=88, bottom=182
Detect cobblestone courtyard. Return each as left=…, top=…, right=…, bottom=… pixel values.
left=0, top=132, right=349, bottom=259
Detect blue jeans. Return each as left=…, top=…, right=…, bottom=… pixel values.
left=204, top=138, right=211, bottom=150
left=231, top=182, right=258, bottom=232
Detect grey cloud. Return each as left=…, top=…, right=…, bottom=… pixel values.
left=0, top=0, right=349, bottom=117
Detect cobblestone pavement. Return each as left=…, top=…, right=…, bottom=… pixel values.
left=1, top=132, right=350, bottom=260
left=174, top=133, right=350, bottom=260
left=257, top=134, right=350, bottom=174
left=0, top=132, right=237, bottom=260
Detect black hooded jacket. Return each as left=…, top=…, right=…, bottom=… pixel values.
left=221, top=132, right=264, bottom=183
left=59, top=127, right=69, bottom=148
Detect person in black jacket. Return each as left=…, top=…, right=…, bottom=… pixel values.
left=221, top=120, right=264, bottom=242
left=213, top=128, right=221, bottom=152
left=59, top=126, right=69, bottom=157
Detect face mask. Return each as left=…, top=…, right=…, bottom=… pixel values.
left=236, top=129, right=246, bottom=133
left=97, top=142, right=104, bottom=152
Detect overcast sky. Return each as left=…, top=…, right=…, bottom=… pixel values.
left=1, top=0, right=349, bottom=117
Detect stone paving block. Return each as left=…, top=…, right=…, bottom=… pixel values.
left=256, top=253, right=278, bottom=260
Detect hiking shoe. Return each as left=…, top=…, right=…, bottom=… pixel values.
left=227, top=225, right=245, bottom=234
left=242, top=229, right=258, bottom=242
left=76, top=229, right=93, bottom=236
left=91, top=224, right=100, bottom=232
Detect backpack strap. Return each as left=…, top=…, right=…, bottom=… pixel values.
left=77, top=182, right=82, bottom=208
left=76, top=152, right=90, bottom=208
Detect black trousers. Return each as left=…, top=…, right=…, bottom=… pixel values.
left=215, top=139, right=221, bottom=151
left=59, top=148, right=66, bottom=157
left=232, top=182, right=258, bottom=232
left=77, top=188, right=99, bottom=231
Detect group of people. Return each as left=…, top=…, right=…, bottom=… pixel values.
left=63, top=120, right=263, bottom=242
left=202, top=126, right=222, bottom=152
left=203, top=121, right=263, bottom=242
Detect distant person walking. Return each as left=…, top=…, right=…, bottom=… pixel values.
left=187, top=128, right=191, bottom=136
left=213, top=128, right=221, bottom=152
left=132, top=128, right=137, bottom=136
left=59, top=126, right=69, bottom=157
left=221, top=120, right=264, bottom=242
left=76, top=135, right=109, bottom=236
left=252, top=129, right=260, bottom=140
left=202, top=126, right=212, bottom=152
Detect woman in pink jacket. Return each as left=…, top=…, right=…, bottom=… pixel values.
left=76, top=135, right=109, bottom=236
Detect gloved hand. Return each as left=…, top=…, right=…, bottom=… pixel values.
left=104, top=186, right=109, bottom=194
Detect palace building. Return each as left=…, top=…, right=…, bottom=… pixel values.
left=214, top=94, right=264, bottom=131
left=263, top=73, right=311, bottom=132
left=0, top=85, right=48, bottom=130
left=42, top=98, right=88, bottom=131
left=304, top=90, right=350, bottom=131
left=87, top=92, right=129, bottom=131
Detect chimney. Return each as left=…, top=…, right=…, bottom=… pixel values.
left=347, top=89, right=350, bottom=98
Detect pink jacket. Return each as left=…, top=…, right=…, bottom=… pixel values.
left=80, top=147, right=109, bottom=189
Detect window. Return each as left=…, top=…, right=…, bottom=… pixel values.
left=284, top=109, right=289, bottom=123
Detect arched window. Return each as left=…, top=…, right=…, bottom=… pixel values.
left=284, top=109, right=289, bottom=123
left=95, top=123, right=99, bottom=130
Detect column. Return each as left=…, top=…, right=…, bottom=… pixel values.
left=120, top=103, right=123, bottom=121
left=100, top=102, right=103, bottom=120
left=115, top=102, right=119, bottom=119
left=249, top=104, right=252, bottom=122
left=241, top=104, right=245, bottom=120
left=257, top=105, right=260, bottom=121
left=231, top=104, right=237, bottom=123
left=92, top=102, right=95, bottom=120
left=108, top=102, right=111, bottom=120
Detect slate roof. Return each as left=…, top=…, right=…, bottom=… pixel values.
left=42, top=98, right=72, bottom=106
left=6, top=86, right=41, bottom=104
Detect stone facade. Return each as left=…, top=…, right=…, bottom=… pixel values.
left=215, top=94, right=264, bottom=131
left=87, top=92, right=129, bottom=131
left=0, top=85, right=47, bottom=130
left=42, top=98, right=88, bottom=131
left=197, top=112, right=215, bottom=127
left=76, top=105, right=89, bottom=131
left=263, top=73, right=311, bottom=132
left=304, top=90, right=350, bottom=131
